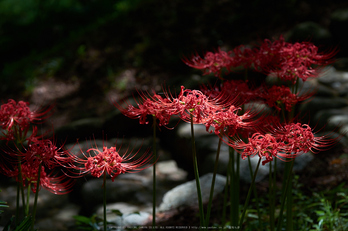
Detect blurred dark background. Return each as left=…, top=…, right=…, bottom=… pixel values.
left=1, top=0, right=348, bottom=142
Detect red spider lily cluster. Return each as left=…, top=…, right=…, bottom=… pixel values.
left=0, top=99, right=53, bottom=141
left=229, top=122, right=336, bottom=165
left=116, top=85, right=257, bottom=136
left=117, top=35, right=338, bottom=166
left=0, top=99, right=154, bottom=229
left=0, top=100, right=73, bottom=194
left=0, top=99, right=154, bottom=194
left=183, top=35, right=336, bottom=83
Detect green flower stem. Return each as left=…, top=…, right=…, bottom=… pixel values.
left=229, top=147, right=239, bottom=227
left=16, top=156, right=26, bottom=223
left=239, top=157, right=261, bottom=228
left=16, top=181, right=20, bottom=224
left=269, top=160, right=276, bottom=231
left=247, top=156, right=261, bottom=227
left=190, top=114, right=205, bottom=228
left=26, top=184, right=31, bottom=216
left=31, top=162, right=42, bottom=231
left=103, top=172, right=107, bottom=231
left=276, top=159, right=294, bottom=231
left=222, top=160, right=230, bottom=227
left=286, top=163, right=293, bottom=231
left=16, top=154, right=26, bottom=220
left=205, top=136, right=222, bottom=226
left=152, top=116, right=157, bottom=230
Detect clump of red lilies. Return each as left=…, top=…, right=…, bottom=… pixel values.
left=0, top=99, right=153, bottom=230
left=0, top=35, right=340, bottom=230
left=116, top=35, right=339, bottom=229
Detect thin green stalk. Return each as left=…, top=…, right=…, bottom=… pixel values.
left=205, top=137, right=222, bottom=226
left=247, top=156, right=261, bottom=227
left=26, top=184, right=31, bottom=216
left=16, top=181, right=20, bottom=225
left=286, top=163, right=293, bottom=231
left=276, top=160, right=294, bottom=231
left=229, top=147, right=239, bottom=227
left=239, top=158, right=262, bottom=228
left=269, top=160, right=275, bottom=231
left=222, top=156, right=231, bottom=228
left=103, top=172, right=107, bottom=231
left=31, top=162, right=42, bottom=231
left=17, top=155, right=26, bottom=218
left=190, top=114, right=205, bottom=227
left=152, top=116, right=157, bottom=230
left=16, top=157, right=26, bottom=225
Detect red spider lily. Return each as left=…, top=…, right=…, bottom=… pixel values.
left=231, top=45, right=255, bottom=69
left=173, top=86, right=235, bottom=124
left=182, top=47, right=255, bottom=78
left=182, top=48, right=239, bottom=78
left=252, top=36, right=285, bottom=73
left=183, top=36, right=336, bottom=82
left=0, top=130, right=72, bottom=170
left=114, top=89, right=177, bottom=127
left=258, top=85, right=314, bottom=111
left=253, top=36, right=337, bottom=82
left=233, top=133, right=285, bottom=165
left=203, top=105, right=260, bottom=137
left=24, top=138, right=72, bottom=170
left=272, top=122, right=338, bottom=154
left=4, top=158, right=74, bottom=195
left=0, top=99, right=53, bottom=140
left=65, top=139, right=153, bottom=181
left=228, top=121, right=338, bottom=165
left=200, top=80, right=258, bottom=106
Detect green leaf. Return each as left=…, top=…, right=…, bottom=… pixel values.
left=14, top=216, right=34, bottom=231
left=111, top=209, right=123, bottom=216
left=73, top=215, right=93, bottom=224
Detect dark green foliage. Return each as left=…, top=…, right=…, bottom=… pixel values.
left=244, top=177, right=348, bottom=230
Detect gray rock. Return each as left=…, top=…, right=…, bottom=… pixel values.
left=123, top=212, right=151, bottom=227
left=158, top=173, right=226, bottom=212
left=314, top=107, right=348, bottom=130
left=177, top=123, right=211, bottom=138
left=300, top=97, right=348, bottom=124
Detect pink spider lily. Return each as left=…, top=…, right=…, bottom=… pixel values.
left=65, top=139, right=153, bottom=181
left=0, top=99, right=53, bottom=141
